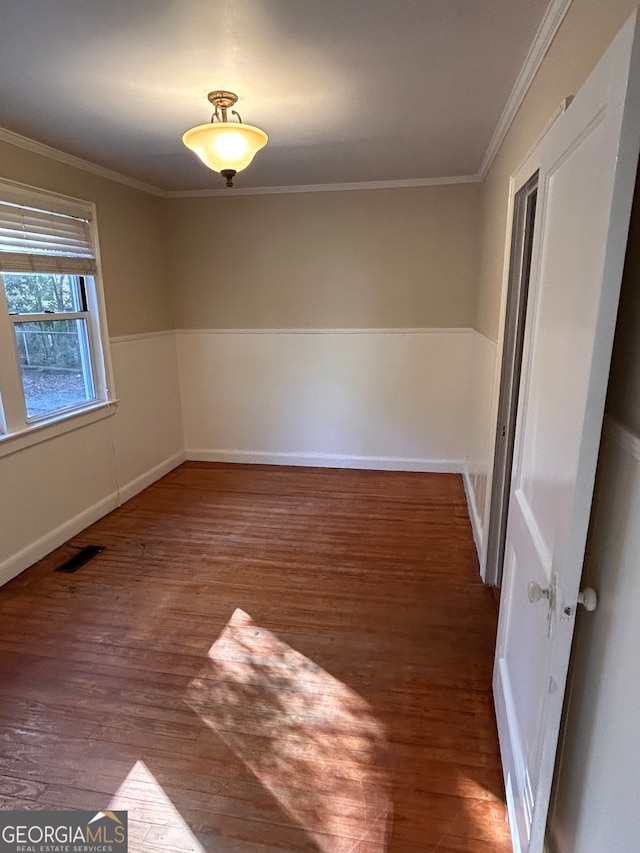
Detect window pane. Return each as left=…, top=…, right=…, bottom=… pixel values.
left=14, top=319, right=95, bottom=418
left=2, top=272, right=84, bottom=314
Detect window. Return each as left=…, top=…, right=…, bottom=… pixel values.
left=0, top=180, right=114, bottom=451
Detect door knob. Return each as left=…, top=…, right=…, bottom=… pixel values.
left=527, top=581, right=550, bottom=603
left=577, top=587, right=598, bottom=611
left=528, top=575, right=558, bottom=638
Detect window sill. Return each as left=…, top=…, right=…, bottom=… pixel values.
left=0, top=399, right=118, bottom=460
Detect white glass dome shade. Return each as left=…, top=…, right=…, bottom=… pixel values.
left=182, top=122, right=268, bottom=173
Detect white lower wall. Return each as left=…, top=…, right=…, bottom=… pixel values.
left=109, top=332, right=185, bottom=502
left=1, top=325, right=484, bottom=586
left=546, top=417, right=640, bottom=852
left=176, top=328, right=474, bottom=471
left=0, top=415, right=120, bottom=585
left=463, top=329, right=498, bottom=575
left=0, top=331, right=184, bottom=585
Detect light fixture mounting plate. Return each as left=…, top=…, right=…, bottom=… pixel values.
left=207, top=90, right=238, bottom=110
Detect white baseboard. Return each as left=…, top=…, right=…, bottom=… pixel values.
left=0, top=451, right=186, bottom=589
left=0, top=492, right=119, bottom=588
left=187, top=448, right=464, bottom=473
left=463, top=471, right=485, bottom=569
left=117, top=451, right=186, bottom=504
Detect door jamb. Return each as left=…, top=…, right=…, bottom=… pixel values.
left=484, top=173, right=539, bottom=587
left=479, top=100, right=571, bottom=584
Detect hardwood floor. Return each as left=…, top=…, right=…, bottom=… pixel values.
left=0, top=463, right=511, bottom=852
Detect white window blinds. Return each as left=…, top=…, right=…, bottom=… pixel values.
left=0, top=199, right=97, bottom=275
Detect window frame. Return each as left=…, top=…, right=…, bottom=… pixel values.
left=0, top=179, right=116, bottom=458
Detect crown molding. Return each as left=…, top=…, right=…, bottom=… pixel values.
left=0, top=126, right=166, bottom=197
left=478, top=0, right=573, bottom=180
left=165, top=174, right=481, bottom=198
left=0, top=121, right=478, bottom=198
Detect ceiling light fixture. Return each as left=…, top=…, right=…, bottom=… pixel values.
left=182, top=90, right=268, bottom=187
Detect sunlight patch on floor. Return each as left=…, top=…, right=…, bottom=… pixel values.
left=456, top=772, right=503, bottom=803
left=108, top=759, right=206, bottom=852
left=456, top=771, right=512, bottom=845
left=186, top=607, right=392, bottom=852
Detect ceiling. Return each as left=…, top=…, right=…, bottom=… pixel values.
left=0, top=0, right=551, bottom=193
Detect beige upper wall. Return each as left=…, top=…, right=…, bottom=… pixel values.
left=476, top=0, right=639, bottom=342
left=166, top=184, right=481, bottom=329
left=1, top=141, right=482, bottom=337
left=8, top=0, right=635, bottom=340
left=0, top=140, right=171, bottom=338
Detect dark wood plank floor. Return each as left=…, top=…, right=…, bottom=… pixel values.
left=0, top=463, right=511, bottom=852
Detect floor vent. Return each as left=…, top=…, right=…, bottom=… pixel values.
left=55, top=545, right=105, bottom=573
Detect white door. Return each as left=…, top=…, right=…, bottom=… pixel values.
left=493, top=12, right=640, bottom=853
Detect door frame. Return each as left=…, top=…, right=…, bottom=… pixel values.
left=493, top=10, right=640, bottom=847
left=485, top=171, right=538, bottom=587
left=480, top=99, right=572, bottom=584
